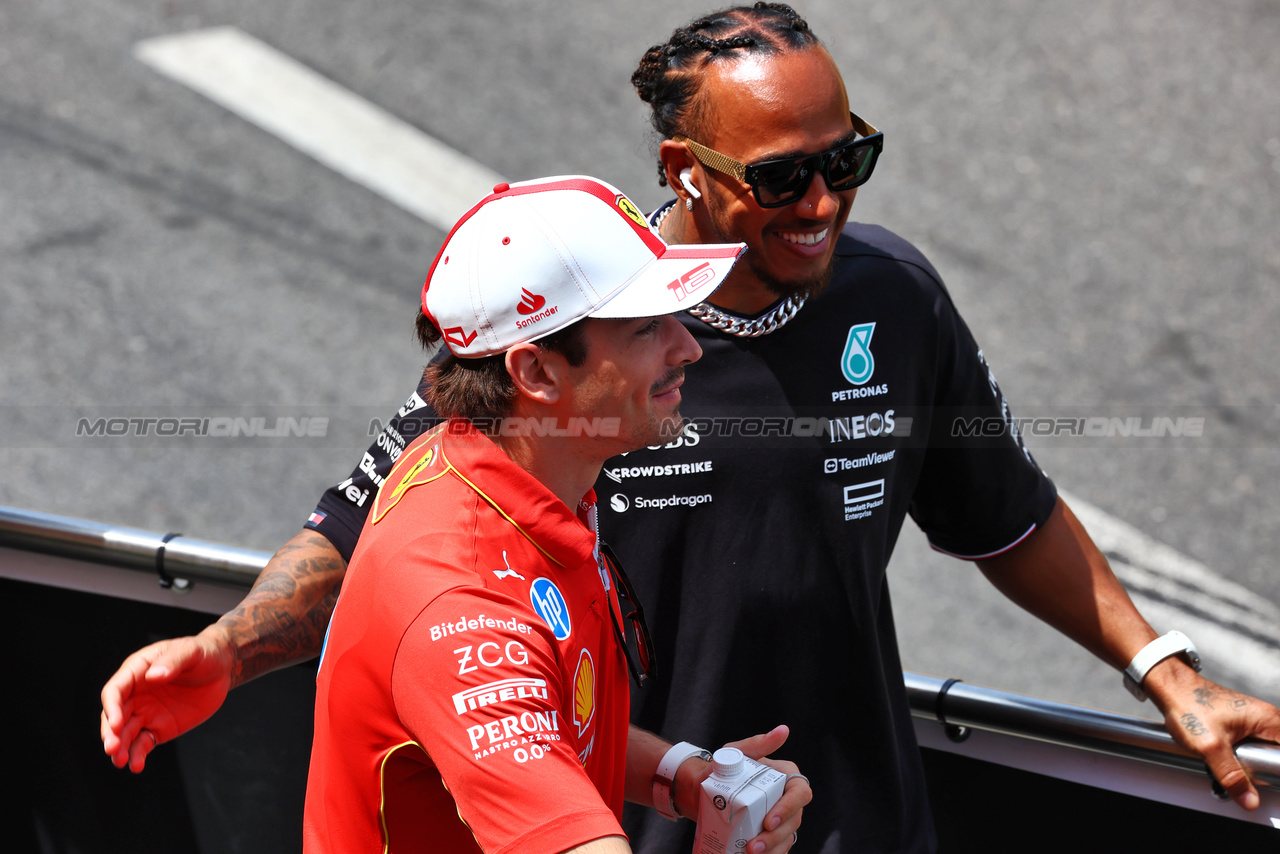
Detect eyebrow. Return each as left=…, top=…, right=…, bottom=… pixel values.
left=754, top=127, right=864, bottom=164
left=753, top=111, right=879, bottom=163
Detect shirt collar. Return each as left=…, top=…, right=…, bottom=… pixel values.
left=437, top=419, right=599, bottom=571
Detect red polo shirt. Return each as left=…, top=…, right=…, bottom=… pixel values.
left=304, top=419, right=630, bottom=854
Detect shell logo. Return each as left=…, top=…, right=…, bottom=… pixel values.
left=573, top=648, right=595, bottom=737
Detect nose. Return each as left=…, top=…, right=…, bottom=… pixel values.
left=798, top=168, right=848, bottom=220
left=662, top=315, right=702, bottom=366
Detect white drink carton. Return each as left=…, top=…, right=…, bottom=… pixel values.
left=692, top=747, right=787, bottom=854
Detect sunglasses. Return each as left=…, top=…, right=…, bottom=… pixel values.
left=675, top=112, right=883, bottom=208
left=599, top=542, right=655, bottom=688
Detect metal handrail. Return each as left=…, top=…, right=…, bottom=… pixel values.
left=0, top=505, right=268, bottom=588
left=3, top=504, right=1279, bottom=788
left=906, top=672, right=1280, bottom=788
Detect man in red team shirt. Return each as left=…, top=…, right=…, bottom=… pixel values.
left=302, top=175, right=809, bottom=854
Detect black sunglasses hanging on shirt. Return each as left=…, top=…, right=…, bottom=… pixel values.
left=599, top=542, right=655, bottom=688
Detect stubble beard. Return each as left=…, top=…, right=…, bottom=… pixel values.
left=652, top=412, right=685, bottom=445
left=646, top=366, right=687, bottom=446
left=705, top=204, right=835, bottom=302
left=747, top=252, right=833, bottom=302
left=629, top=410, right=684, bottom=452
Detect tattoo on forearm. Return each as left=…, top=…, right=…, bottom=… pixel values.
left=1181, top=713, right=1208, bottom=737
left=217, top=532, right=346, bottom=687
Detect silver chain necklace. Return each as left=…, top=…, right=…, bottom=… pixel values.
left=652, top=203, right=807, bottom=338
left=686, top=296, right=805, bottom=337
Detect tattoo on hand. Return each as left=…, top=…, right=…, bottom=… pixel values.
left=1181, top=713, right=1208, bottom=737
left=1192, top=684, right=1251, bottom=714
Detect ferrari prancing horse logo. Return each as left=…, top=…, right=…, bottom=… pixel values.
left=615, top=195, right=648, bottom=229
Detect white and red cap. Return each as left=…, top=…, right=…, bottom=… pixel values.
left=421, top=175, right=747, bottom=358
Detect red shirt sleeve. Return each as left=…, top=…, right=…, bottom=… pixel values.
left=391, top=587, right=624, bottom=854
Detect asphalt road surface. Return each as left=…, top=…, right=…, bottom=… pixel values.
left=3, top=0, right=1279, bottom=717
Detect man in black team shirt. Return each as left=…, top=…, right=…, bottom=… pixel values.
left=103, top=5, right=1280, bottom=852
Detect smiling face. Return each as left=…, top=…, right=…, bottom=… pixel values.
left=690, top=46, right=857, bottom=302
left=564, top=315, right=702, bottom=455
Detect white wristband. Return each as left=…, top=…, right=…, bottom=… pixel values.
left=1122, top=630, right=1202, bottom=701
left=652, top=741, right=711, bottom=821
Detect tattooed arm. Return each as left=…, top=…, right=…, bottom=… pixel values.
left=100, top=381, right=435, bottom=771
left=101, top=528, right=347, bottom=773
left=213, top=529, right=346, bottom=685
left=978, top=497, right=1280, bottom=809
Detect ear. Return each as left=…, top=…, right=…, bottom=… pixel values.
left=659, top=139, right=699, bottom=204
left=505, top=343, right=566, bottom=405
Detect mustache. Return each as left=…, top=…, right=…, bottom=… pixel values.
left=650, top=366, right=685, bottom=396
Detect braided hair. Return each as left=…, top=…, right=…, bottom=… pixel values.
left=632, top=3, right=819, bottom=186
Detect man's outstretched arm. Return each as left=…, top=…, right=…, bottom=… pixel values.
left=978, top=496, right=1280, bottom=810
left=100, top=528, right=347, bottom=772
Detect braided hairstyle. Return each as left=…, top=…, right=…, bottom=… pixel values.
left=632, top=3, right=819, bottom=186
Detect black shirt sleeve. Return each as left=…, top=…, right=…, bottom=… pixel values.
left=908, top=285, right=1058, bottom=558
left=304, top=370, right=441, bottom=562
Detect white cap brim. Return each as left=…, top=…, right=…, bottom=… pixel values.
left=587, top=243, right=747, bottom=319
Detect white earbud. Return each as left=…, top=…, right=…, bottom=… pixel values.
left=679, top=167, right=701, bottom=210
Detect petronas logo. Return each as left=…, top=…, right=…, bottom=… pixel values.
left=840, top=322, right=877, bottom=385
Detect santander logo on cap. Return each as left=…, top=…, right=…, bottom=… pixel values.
left=517, top=288, right=547, bottom=315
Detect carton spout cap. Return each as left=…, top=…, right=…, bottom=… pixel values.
left=712, top=747, right=745, bottom=777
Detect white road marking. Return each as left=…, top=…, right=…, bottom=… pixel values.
left=131, top=29, right=1279, bottom=694
left=133, top=26, right=505, bottom=232
left=1064, top=490, right=1280, bottom=694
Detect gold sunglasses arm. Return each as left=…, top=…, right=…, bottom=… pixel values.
left=850, top=111, right=879, bottom=138
left=671, top=136, right=747, bottom=182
